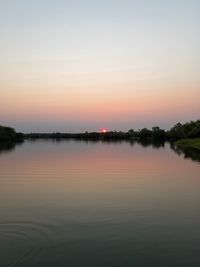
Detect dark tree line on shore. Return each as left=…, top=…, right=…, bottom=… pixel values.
left=0, top=120, right=200, bottom=142
left=25, top=120, right=200, bottom=141
left=166, top=120, right=200, bottom=140
left=127, top=120, right=200, bottom=141
left=0, top=125, right=23, bottom=141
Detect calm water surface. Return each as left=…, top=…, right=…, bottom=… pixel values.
left=0, top=140, right=199, bottom=267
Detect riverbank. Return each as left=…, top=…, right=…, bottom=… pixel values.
left=176, top=138, right=200, bottom=150
left=1, top=119, right=200, bottom=144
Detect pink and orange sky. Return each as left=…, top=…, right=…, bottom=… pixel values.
left=0, top=0, right=199, bottom=132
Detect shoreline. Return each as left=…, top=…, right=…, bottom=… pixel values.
left=176, top=138, right=200, bottom=150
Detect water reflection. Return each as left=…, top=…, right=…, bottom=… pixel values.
left=0, top=140, right=24, bottom=154
left=170, top=142, right=200, bottom=163
left=1, top=139, right=199, bottom=163
left=136, top=139, right=165, bottom=148
left=0, top=140, right=199, bottom=267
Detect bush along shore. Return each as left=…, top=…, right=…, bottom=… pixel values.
left=0, top=125, right=24, bottom=142
left=176, top=138, right=200, bottom=150
left=0, top=120, right=199, bottom=149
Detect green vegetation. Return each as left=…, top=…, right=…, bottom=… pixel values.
left=0, top=125, right=16, bottom=140
left=127, top=120, right=200, bottom=142
left=176, top=138, right=200, bottom=150
left=167, top=120, right=200, bottom=140
left=0, top=125, right=24, bottom=141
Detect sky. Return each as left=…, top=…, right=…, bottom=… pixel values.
left=0, top=0, right=199, bottom=132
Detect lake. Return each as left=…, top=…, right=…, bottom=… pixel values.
left=0, top=140, right=200, bottom=267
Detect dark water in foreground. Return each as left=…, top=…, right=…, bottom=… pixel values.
left=0, top=140, right=199, bottom=267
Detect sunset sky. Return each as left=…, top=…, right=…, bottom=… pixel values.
left=0, top=0, right=199, bottom=132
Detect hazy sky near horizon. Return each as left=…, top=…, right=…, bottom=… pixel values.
left=0, top=0, right=199, bottom=132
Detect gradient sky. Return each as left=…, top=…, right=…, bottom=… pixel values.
left=0, top=0, right=199, bottom=132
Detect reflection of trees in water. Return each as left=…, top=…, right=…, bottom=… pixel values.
left=1, top=139, right=199, bottom=164
left=137, top=139, right=165, bottom=148
left=170, top=142, right=200, bottom=163
left=0, top=139, right=165, bottom=154
left=84, top=139, right=165, bottom=148
left=0, top=140, right=24, bottom=154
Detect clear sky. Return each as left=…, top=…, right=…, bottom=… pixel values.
left=0, top=0, right=199, bottom=132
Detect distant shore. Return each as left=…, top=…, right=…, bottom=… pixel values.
left=0, top=120, right=200, bottom=145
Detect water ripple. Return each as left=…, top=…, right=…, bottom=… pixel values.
left=0, top=220, right=60, bottom=267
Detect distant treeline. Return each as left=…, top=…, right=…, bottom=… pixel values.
left=25, top=129, right=165, bottom=141
left=25, top=120, right=200, bottom=141
left=0, top=120, right=200, bottom=142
